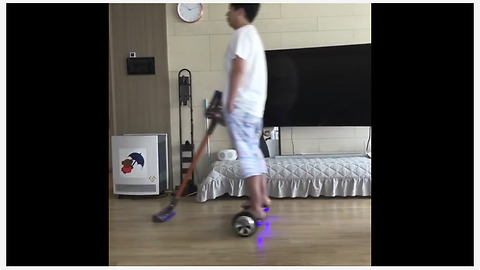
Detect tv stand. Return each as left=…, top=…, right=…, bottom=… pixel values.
left=273, top=127, right=368, bottom=159
left=275, top=153, right=366, bottom=159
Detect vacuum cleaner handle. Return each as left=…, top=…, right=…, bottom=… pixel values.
left=206, top=90, right=225, bottom=126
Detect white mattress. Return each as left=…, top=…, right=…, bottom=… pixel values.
left=197, top=156, right=371, bottom=202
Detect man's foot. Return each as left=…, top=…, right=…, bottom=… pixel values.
left=241, top=197, right=271, bottom=209
left=247, top=207, right=267, bottom=220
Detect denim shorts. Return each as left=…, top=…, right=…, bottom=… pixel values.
left=225, top=108, right=267, bottom=179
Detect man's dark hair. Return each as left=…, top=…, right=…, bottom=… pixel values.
left=231, top=4, right=260, bottom=23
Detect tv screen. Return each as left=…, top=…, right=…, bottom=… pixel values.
left=263, top=43, right=371, bottom=127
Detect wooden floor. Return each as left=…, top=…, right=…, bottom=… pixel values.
left=109, top=188, right=371, bottom=266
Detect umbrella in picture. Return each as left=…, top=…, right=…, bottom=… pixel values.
left=128, top=152, right=145, bottom=168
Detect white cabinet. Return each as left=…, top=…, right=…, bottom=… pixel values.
left=111, top=134, right=169, bottom=195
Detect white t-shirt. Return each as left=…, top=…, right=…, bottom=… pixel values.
left=222, top=24, right=267, bottom=118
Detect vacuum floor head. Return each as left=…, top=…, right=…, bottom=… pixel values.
left=152, top=211, right=176, bottom=223
left=152, top=199, right=178, bottom=223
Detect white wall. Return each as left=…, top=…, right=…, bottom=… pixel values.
left=166, top=3, right=371, bottom=187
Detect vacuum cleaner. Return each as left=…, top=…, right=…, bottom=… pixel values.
left=152, top=90, right=265, bottom=237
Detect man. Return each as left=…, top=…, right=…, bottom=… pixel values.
left=223, top=3, right=270, bottom=220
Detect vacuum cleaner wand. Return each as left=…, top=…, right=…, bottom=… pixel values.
left=153, top=91, right=225, bottom=223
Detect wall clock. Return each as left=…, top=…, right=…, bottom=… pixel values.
left=177, top=3, right=203, bottom=23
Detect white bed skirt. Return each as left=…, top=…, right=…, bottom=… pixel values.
left=197, top=157, right=371, bottom=202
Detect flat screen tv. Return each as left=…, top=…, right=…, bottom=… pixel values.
left=263, top=43, right=371, bottom=127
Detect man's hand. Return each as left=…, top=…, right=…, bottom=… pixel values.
left=228, top=100, right=235, bottom=114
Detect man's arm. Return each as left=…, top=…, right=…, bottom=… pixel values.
left=228, top=55, right=246, bottom=113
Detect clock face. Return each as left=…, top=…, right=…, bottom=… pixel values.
left=177, top=3, right=203, bottom=23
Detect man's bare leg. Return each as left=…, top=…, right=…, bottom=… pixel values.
left=242, top=174, right=270, bottom=208
left=260, top=174, right=271, bottom=206
left=245, top=175, right=267, bottom=219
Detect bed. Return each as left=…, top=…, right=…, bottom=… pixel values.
left=196, top=156, right=371, bottom=202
